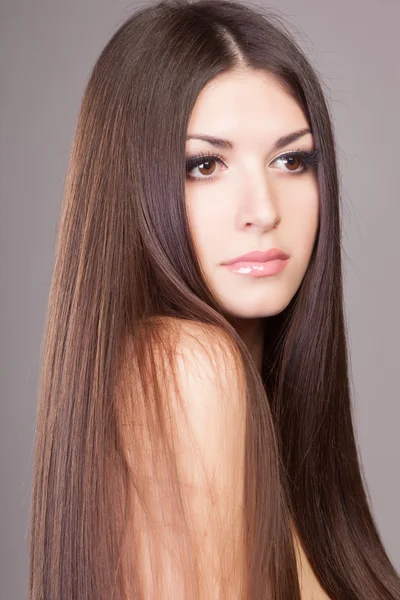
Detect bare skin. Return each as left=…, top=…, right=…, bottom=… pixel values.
left=185, top=68, right=319, bottom=375
left=185, top=69, right=331, bottom=599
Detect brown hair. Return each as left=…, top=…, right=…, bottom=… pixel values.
left=28, top=0, right=400, bottom=598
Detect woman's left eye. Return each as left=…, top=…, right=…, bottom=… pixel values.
left=185, top=149, right=320, bottom=181
left=272, top=152, right=309, bottom=173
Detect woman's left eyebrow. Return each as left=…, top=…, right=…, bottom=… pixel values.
left=186, top=127, right=312, bottom=152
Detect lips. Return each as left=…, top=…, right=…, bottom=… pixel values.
left=222, top=248, right=289, bottom=265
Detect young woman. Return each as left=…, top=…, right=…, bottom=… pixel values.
left=28, top=0, right=400, bottom=598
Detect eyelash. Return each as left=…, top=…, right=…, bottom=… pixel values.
left=185, top=148, right=320, bottom=181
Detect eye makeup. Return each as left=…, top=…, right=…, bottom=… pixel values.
left=185, top=147, right=320, bottom=181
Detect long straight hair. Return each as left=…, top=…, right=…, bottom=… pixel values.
left=29, top=0, right=400, bottom=598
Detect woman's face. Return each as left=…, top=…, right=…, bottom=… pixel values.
left=184, top=69, right=319, bottom=319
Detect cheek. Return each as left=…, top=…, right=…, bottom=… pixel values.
left=185, top=190, right=230, bottom=257
left=185, top=201, right=221, bottom=267
left=288, top=189, right=319, bottom=259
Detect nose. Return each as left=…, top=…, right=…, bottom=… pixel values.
left=238, top=174, right=281, bottom=232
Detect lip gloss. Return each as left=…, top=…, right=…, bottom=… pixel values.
left=224, top=258, right=288, bottom=277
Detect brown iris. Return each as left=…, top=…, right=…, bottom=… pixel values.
left=197, top=159, right=217, bottom=176
left=282, top=155, right=302, bottom=172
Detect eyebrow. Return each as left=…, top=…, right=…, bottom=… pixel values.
left=186, top=127, right=312, bottom=152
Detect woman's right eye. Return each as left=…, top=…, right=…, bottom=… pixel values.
left=185, top=154, right=226, bottom=181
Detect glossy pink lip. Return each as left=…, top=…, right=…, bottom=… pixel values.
left=222, top=248, right=289, bottom=265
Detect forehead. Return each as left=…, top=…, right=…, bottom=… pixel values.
left=187, top=69, right=308, bottom=147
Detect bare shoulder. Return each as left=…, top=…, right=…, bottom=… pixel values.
left=159, top=318, right=247, bottom=595
left=120, top=317, right=247, bottom=598
left=150, top=317, right=247, bottom=425
left=151, top=316, right=246, bottom=388
left=121, top=315, right=247, bottom=464
left=119, top=316, right=247, bottom=429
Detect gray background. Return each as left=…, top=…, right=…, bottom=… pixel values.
left=1, top=0, right=399, bottom=598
